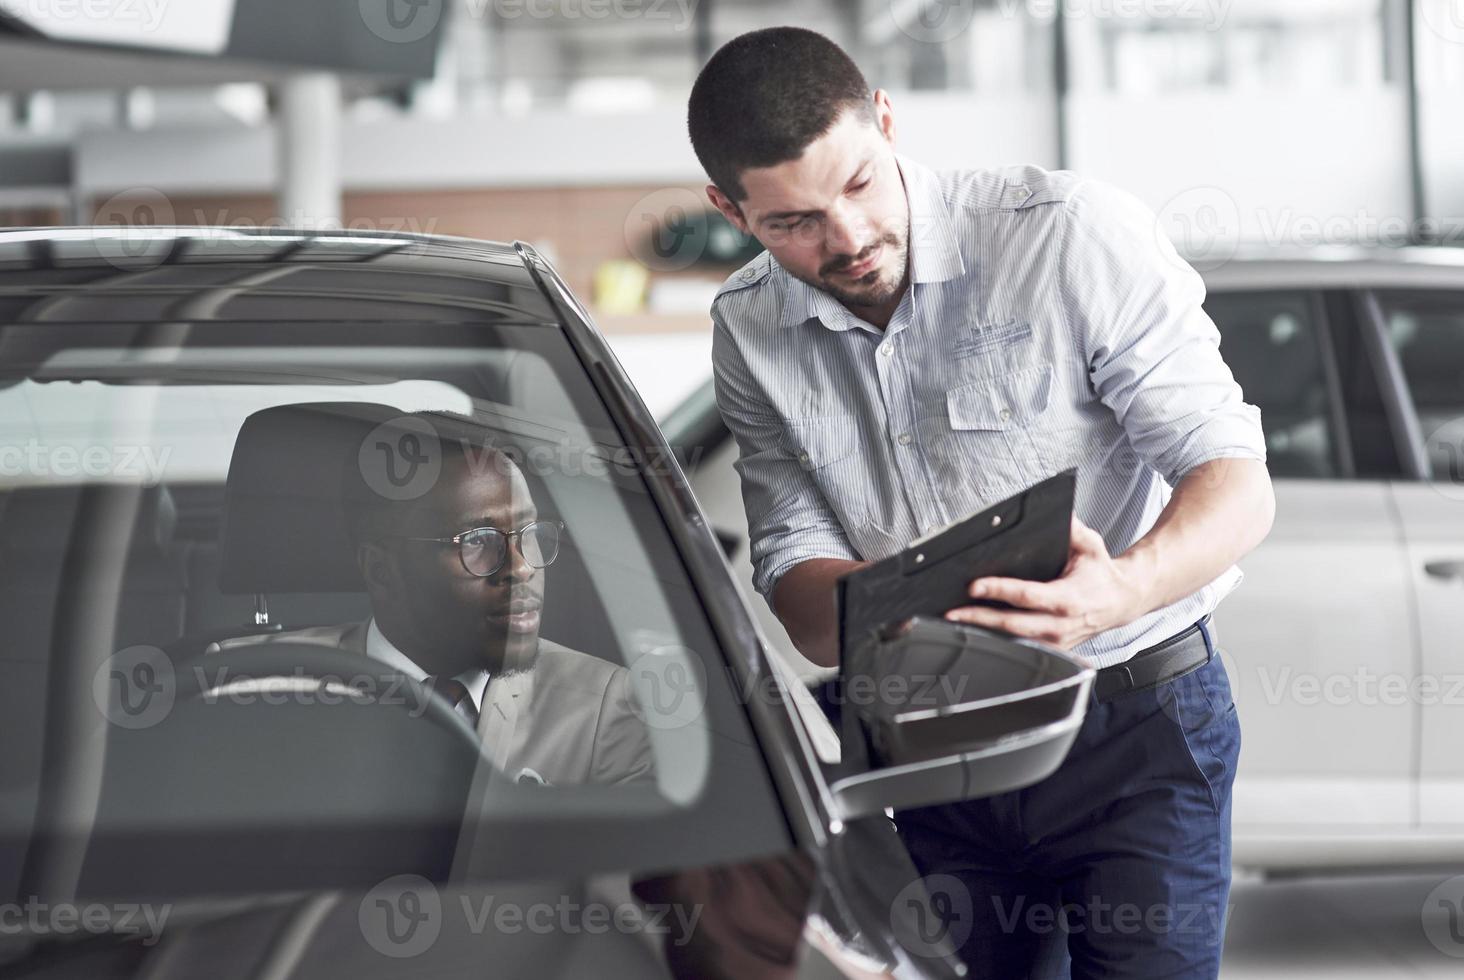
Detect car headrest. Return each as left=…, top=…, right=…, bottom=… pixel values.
left=0, top=483, right=176, bottom=558
left=219, top=402, right=397, bottom=594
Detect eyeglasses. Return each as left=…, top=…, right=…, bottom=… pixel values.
left=397, top=520, right=564, bottom=578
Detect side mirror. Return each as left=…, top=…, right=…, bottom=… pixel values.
left=825, top=617, right=1093, bottom=821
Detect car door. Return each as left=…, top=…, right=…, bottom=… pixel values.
left=1202, top=288, right=1416, bottom=840
left=1369, top=288, right=1464, bottom=831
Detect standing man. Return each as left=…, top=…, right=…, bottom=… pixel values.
left=688, top=27, right=1273, bottom=978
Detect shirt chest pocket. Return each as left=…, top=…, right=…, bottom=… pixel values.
left=919, top=362, right=1058, bottom=495
left=780, top=415, right=871, bottom=530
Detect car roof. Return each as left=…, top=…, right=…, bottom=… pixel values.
left=1199, top=244, right=1464, bottom=291
left=0, top=226, right=562, bottom=324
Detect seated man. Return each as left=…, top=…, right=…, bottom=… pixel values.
left=212, top=411, right=654, bottom=787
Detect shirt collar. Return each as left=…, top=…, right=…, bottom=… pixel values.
left=365, top=617, right=490, bottom=711
left=777, top=152, right=965, bottom=330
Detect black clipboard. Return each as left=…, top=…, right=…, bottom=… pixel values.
left=835, top=468, right=1077, bottom=662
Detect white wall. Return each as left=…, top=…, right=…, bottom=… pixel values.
left=1068, top=88, right=1415, bottom=250
left=72, top=91, right=1058, bottom=196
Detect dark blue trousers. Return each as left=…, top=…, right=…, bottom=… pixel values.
left=896, top=621, right=1240, bottom=978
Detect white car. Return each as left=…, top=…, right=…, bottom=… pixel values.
left=659, top=245, right=1464, bottom=874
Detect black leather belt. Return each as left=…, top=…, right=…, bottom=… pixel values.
left=1092, top=615, right=1214, bottom=703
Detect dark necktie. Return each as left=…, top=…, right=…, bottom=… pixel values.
left=425, top=675, right=479, bottom=728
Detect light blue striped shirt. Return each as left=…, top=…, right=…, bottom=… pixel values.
left=710, top=154, right=1266, bottom=668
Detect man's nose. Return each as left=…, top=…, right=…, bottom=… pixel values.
left=825, top=200, right=873, bottom=258
left=499, top=537, right=536, bottom=582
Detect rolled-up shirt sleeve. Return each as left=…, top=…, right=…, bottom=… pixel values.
left=710, top=307, right=859, bottom=601
left=1059, top=180, right=1267, bottom=487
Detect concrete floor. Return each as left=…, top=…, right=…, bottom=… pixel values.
left=1222, top=873, right=1464, bottom=977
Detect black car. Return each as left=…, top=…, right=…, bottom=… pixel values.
left=0, top=227, right=1090, bottom=978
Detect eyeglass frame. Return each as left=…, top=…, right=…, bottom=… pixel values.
left=391, top=519, right=566, bottom=578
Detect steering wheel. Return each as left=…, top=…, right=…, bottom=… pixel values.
left=174, top=642, right=482, bottom=748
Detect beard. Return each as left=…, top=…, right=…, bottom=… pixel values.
left=806, top=227, right=910, bottom=313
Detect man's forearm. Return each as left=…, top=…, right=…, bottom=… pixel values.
left=1114, top=457, right=1275, bottom=619
left=770, top=558, right=870, bottom=669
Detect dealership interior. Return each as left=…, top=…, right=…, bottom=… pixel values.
left=2, top=1, right=1463, bottom=977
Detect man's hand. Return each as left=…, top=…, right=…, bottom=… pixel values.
left=943, top=458, right=1275, bottom=653
left=944, top=513, right=1139, bottom=652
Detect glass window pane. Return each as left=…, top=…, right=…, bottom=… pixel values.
left=1205, top=290, right=1340, bottom=479
left=1377, top=290, right=1464, bottom=483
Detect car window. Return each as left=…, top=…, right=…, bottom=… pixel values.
left=1375, top=290, right=1464, bottom=484
left=1203, top=290, right=1340, bottom=478
left=0, top=315, right=791, bottom=909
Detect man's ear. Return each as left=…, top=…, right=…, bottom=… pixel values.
left=357, top=541, right=400, bottom=598
left=872, top=89, right=897, bottom=147
left=706, top=184, right=751, bottom=236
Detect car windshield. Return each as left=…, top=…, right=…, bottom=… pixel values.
left=0, top=284, right=790, bottom=907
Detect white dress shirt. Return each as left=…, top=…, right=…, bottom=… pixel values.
left=364, top=618, right=490, bottom=711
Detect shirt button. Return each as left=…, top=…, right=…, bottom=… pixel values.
left=879, top=341, right=894, bottom=357
left=897, top=432, right=913, bottom=446
left=999, top=407, right=1012, bottom=422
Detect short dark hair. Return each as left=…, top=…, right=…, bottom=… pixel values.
left=687, top=27, right=874, bottom=202
left=340, top=411, right=520, bottom=547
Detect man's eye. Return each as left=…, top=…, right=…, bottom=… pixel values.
left=851, top=180, right=871, bottom=193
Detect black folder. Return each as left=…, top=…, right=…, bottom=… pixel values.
left=835, top=468, right=1077, bottom=661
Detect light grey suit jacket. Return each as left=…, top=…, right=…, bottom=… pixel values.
left=209, top=623, right=655, bottom=787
